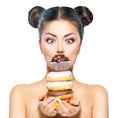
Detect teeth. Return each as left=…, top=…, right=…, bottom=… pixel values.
left=50, top=61, right=71, bottom=71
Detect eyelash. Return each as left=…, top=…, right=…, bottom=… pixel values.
left=46, top=38, right=56, bottom=44
left=44, top=37, right=76, bottom=44
left=65, top=38, right=75, bottom=44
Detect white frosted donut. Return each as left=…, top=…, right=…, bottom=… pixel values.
left=47, top=81, right=73, bottom=91
left=47, top=71, right=73, bottom=82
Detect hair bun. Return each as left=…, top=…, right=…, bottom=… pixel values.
left=28, top=6, right=45, bottom=28
left=74, top=6, right=93, bottom=27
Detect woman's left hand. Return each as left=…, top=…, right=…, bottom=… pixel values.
left=56, top=98, right=80, bottom=117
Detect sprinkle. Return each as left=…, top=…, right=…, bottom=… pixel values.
left=62, top=100, right=66, bottom=104
left=56, top=96, right=61, bottom=100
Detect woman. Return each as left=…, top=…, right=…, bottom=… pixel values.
left=9, top=6, right=109, bottom=118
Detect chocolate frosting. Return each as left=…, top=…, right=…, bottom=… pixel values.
left=47, top=89, right=73, bottom=96
left=51, top=54, right=70, bottom=63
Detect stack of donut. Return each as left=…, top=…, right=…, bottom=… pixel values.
left=47, top=55, right=73, bottom=100
left=47, top=71, right=73, bottom=100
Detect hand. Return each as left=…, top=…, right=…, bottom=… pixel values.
left=56, top=98, right=80, bottom=117
left=38, top=96, right=57, bottom=117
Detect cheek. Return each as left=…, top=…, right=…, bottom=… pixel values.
left=66, top=45, right=80, bottom=57
left=41, top=44, right=56, bottom=59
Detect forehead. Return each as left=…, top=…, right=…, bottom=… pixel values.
left=42, top=20, right=79, bottom=36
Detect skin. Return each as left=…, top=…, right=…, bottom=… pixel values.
left=9, top=20, right=109, bottom=118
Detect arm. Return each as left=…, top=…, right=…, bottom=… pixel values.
left=93, top=85, right=109, bottom=118
left=9, top=85, right=25, bottom=118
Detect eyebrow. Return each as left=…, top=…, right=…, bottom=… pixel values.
left=64, top=33, right=76, bottom=38
left=45, top=33, right=76, bottom=38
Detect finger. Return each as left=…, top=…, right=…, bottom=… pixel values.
left=38, top=97, right=55, bottom=110
left=47, top=106, right=57, bottom=116
left=64, top=100, right=80, bottom=110
left=39, top=98, right=57, bottom=116
left=56, top=98, right=70, bottom=115
left=65, top=98, right=80, bottom=106
left=46, top=99, right=56, bottom=111
left=44, top=99, right=57, bottom=116
left=56, top=98, right=81, bottom=117
left=71, top=98, right=80, bottom=106
left=55, top=98, right=64, bottom=114
left=42, top=97, right=55, bottom=107
left=64, top=101, right=81, bottom=116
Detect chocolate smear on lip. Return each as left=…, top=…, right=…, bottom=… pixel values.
left=51, top=54, right=70, bottom=63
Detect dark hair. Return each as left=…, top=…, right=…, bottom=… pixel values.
left=28, top=6, right=93, bottom=40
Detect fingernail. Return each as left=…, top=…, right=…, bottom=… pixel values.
left=70, top=99, right=75, bottom=105
left=53, top=110, right=57, bottom=115
left=55, top=102, right=60, bottom=110
left=65, top=99, right=71, bottom=103
left=49, top=97, right=54, bottom=101
left=57, top=98, right=62, bottom=104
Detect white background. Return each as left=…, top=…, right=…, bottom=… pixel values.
left=0, top=0, right=120, bottom=117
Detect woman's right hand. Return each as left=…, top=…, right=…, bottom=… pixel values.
left=38, top=96, right=57, bottom=117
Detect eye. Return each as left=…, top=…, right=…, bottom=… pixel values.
left=65, top=38, right=75, bottom=44
left=46, top=38, right=56, bottom=44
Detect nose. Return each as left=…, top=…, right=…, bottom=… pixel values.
left=56, top=40, right=64, bottom=54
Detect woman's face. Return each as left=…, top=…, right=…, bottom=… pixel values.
left=40, top=20, right=82, bottom=70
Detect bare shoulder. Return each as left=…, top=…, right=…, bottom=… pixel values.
left=9, top=84, right=29, bottom=109
left=10, top=84, right=26, bottom=93
left=76, top=82, right=108, bottom=105
left=10, top=84, right=28, bottom=99
left=74, top=82, right=109, bottom=117
left=9, top=84, right=28, bottom=118
left=91, top=85, right=109, bottom=118
left=91, top=85, right=108, bottom=100
left=10, top=82, right=41, bottom=100
left=9, top=80, right=47, bottom=104
left=75, top=81, right=108, bottom=97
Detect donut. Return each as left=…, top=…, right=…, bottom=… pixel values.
left=47, top=89, right=73, bottom=96
left=47, top=81, right=73, bottom=91
left=47, top=90, right=73, bottom=100
left=47, top=71, right=73, bottom=82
